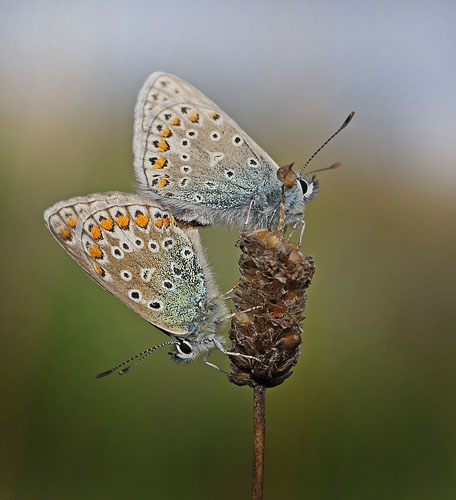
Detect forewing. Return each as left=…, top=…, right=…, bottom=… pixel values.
left=44, top=192, right=208, bottom=335
left=133, top=73, right=279, bottom=210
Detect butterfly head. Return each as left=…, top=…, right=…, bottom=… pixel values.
left=274, top=170, right=319, bottom=228
left=276, top=163, right=319, bottom=224
left=169, top=335, right=220, bottom=363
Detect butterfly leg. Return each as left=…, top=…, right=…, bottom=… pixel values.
left=287, top=214, right=306, bottom=244
left=244, top=197, right=256, bottom=228
left=203, top=351, right=228, bottom=374
left=212, top=338, right=260, bottom=363
left=298, top=220, right=306, bottom=246
left=267, top=206, right=279, bottom=230
left=287, top=220, right=306, bottom=246
left=287, top=223, right=297, bottom=239
left=220, top=283, right=238, bottom=301
left=235, top=197, right=256, bottom=247
left=215, top=305, right=262, bottom=324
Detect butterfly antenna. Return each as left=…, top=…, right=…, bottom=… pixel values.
left=96, top=341, right=174, bottom=378
left=299, top=112, right=355, bottom=176
left=306, top=161, right=342, bottom=176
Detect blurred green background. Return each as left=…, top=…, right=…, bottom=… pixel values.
left=1, top=1, right=455, bottom=499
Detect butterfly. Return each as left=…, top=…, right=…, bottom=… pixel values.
left=133, top=71, right=353, bottom=231
left=43, top=192, right=234, bottom=375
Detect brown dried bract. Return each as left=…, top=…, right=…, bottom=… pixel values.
left=228, top=229, right=315, bottom=388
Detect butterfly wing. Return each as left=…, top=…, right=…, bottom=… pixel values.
left=44, top=192, right=211, bottom=335
left=133, top=73, right=281, bottom=223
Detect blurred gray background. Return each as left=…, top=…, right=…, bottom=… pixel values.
left=1, top=1, right=455, bottom=499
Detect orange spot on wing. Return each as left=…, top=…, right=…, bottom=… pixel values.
left=154, top=156, right=167, bottom=169
left=135, top=214, right=149, bottom=227
left=209, top=112, right=220, bottom=120
left=155, top=218, right=163, bottom=228
left=157, top=139, right=169, bottom=152
left=95, top=264, right=105, bottom=277
left=163, top=217, right=170, bottom=228
left=160, top=127, right=171, bottom=138
left=68, top=218, right=77, bottom=227
left=116, top=215, right=130, bottom=228
left=60, top=228, right=71, bottom=240
left=156, top=178, right=169, bottom=188
left=172, top=217, right=177, bottom=226
left=90, top=226, right=102, bottom=239
left=89, top=245, right=103, bottom=259
left=171, top=117, right=180, bottom=126
left=100, top=218, right=114, bottom=231
left=189, top=112, right=199, bottom=123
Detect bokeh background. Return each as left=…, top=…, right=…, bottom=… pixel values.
left=1, top=1, right=455, bottom=499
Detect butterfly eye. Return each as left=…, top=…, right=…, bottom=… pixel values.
left=299, top=178, right=308, bottom=194
left=177, top=340, right=193, bottom=355
left=299, top=176, right=318, bottom=200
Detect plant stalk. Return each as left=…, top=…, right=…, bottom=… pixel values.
left=252, top=385, right=266, bottom=500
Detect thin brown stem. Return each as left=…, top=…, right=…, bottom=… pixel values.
left=230, top=171, right=316, bottom=498
left=252, top=385, right=266, bottom=500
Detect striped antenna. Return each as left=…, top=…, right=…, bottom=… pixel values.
left=299, top=112, right=354, bottom=176
left=306, top=161, right=342, bottom=176
left=96, top=340, right=174, bottom=378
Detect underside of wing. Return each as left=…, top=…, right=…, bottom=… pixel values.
left=44, top=192, right=209, bottom=335
left=133, top=73, right=280, bottom=218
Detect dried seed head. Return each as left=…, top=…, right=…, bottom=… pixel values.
left=228, top=229, right=315, bottom=388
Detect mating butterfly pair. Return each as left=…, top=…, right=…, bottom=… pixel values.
left=44, top=72, right=352, bottom=374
